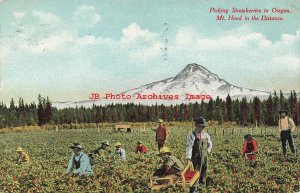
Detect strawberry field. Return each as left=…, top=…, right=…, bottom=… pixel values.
left=0, top=126, right=300, bottom=192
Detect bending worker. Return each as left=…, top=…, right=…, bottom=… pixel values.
left=66, top=143, right=93, bottom=176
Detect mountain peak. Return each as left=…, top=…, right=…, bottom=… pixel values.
left=184, top=63, right=208, bottom=72
left=53, top=62, right=271, bottom=108
left=173, top=63, right=219, bottom=81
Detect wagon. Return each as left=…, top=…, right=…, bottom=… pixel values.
left=149, top=164, right=200, bottom=191
left=114, top=124, right=132, bottom=132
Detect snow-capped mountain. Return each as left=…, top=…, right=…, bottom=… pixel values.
left=52, top=63, right=271, bottom=108
left=122, top=63, right=270, bottom=99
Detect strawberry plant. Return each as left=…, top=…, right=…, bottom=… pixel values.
left=0, top=126, right=299, bottom=192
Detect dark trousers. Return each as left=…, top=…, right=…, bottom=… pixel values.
left=157, top=141, right=165, bottom=151
left=281, top=130, right=296, bottom=155
left=189, top=155, right=208, bottom=193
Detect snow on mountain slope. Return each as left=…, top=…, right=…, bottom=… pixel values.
left=122, top=63, right=270, bottom=99
left=53, top=63, right=271, bottom=108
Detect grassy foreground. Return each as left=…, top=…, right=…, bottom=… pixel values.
left=0, top=126, right=299, bottom=192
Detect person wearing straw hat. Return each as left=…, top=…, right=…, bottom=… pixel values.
left=89, top=140, right=111, bottom=165
left=186, top=117, right=212, bottom=192
left=66, top=143, right=93, bottom=176
left=91, top=140, right=111, bottom=155
left=134, top=140, right=148, bottom=154
left=153, top=146, right=184, bottom=177
left=114, top=142, right=126, bottom=160
left=16, top=147, right=30, bottom=164
left=155, top=119, right=169, bottom=151
left=278, top=109, right=297, bottom=158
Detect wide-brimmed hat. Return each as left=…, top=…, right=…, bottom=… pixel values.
left=278, top=109, right=288, bottom=114
left=194, top=117, right=208, bottom=127
left=157, top=146, right=171, bottom=156
left=114, top=142, right=122, bottom=147
left=157, top=119, right=164, bottom=123
left=137, top=140, right=142, bottom=144
left=16, top=147, right=23, bottom=152
left=69, top=143, right=83, bottom=149
left=101, top=140, right=110, bottom=146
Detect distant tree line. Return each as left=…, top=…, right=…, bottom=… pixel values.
left=0, top=91, right=299, bottom=129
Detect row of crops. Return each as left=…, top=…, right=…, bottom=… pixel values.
left=0, top=126, right=299, bottom=192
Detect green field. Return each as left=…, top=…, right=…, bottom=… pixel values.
left=0, top=126, right=299, bottom=192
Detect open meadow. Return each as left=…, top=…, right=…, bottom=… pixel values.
left=0, top=125, right=299, bottom=192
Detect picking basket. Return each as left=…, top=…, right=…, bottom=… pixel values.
left=177, top=163, right=200, bottom=188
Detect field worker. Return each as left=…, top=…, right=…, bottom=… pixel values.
left=242, top=134, right=257, bottom=161
left=186, top=117, right=212, bottom=192
left=16, top=147, right=30, bottom=164
left=66, top=143, right=93, bottom=176
left=114, top=142, right=126, bottom=160
left=153, top=146, right=184, bottom=177
left=155, top=119, right=168, bottom=151
left=278, top=109, right=297, bottom=158
left=134, top=140, right=148, bottom=154
left=91, top=140, right=111, bottom=155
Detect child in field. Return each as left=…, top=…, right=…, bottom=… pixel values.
left=16, top=147, right=30, bottom=164
left=134, top=140, right=148, bottom=154
left=242, top=134, right=257, bottom=161
left=114, top=142, right=126, bottom=160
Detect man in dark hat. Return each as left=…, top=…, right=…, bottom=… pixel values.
left=186, top=117, right=212, bottom=193
left=66, top=143, right=93, bottom=176
left=278, top=110, right=297, bottom=158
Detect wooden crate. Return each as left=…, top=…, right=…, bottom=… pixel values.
left=149, top=164, right=200, bottom=190
left=149, top=175, right=180, bottom=190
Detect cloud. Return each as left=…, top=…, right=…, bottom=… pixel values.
left=13, top=11, right=25, bottom=20
left=76, top=35, right=115, bottom=46
left=75, top=4, right=101, bottom=27
left=32, top=10, right=61, bottom=24
left=171, top=25, right=300, bottom=91
left=119, top=23, right=162, bottom=61
left=128, top=41, right=163, bottom=61
left=2, top=7, right=300, bottom=103
left=121, top=23, right=157, bottom=43
left=272, top=54, right=300, bottom=69
left=18, top=31, right=75, bottom=54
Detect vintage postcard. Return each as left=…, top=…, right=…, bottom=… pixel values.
left=0, top=0, right=299, bottom=192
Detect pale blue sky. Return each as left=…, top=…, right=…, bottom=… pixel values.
left=0, top=0, right=299, bottom=103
